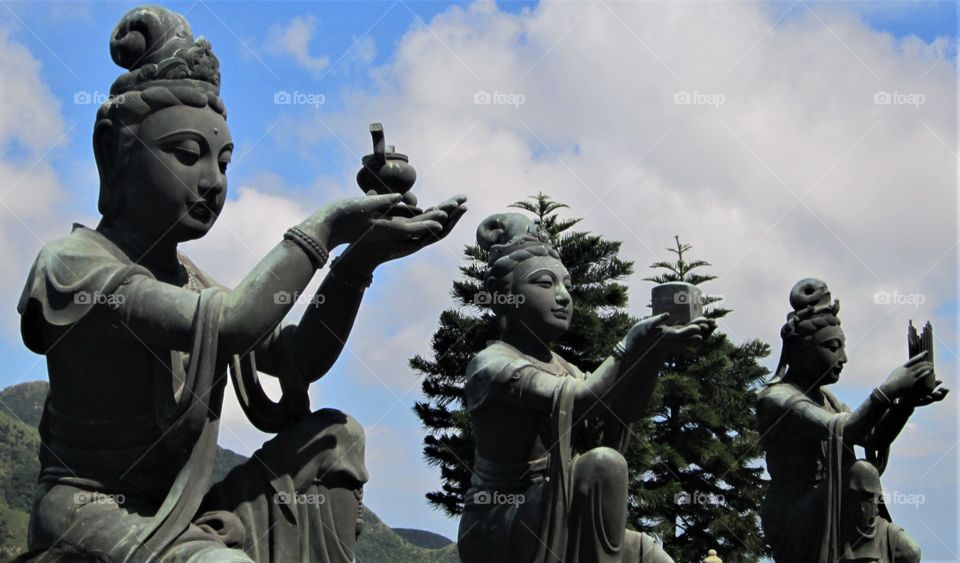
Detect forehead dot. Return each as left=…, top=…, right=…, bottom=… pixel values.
left=213, top=128, right=219, bottom=135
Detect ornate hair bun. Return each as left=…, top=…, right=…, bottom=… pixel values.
left=477, top=213, right=553, bottom=264
left=789, top=278, right=831, bottom=310
left=477, top=213, right=552, bottom=264
left=108, top=5, right=220, bottom=96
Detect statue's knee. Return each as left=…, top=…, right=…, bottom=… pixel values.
left=575, top=447, right=628, bottom=488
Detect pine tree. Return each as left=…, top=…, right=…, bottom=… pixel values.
left=411, top=192, right=635, bottom=516
left=626, top=236, right=771, bottom=562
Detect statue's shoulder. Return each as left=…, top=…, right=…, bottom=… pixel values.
left=18, top=225, right=150, bottom=353
left=757, top=382, right=808, bottom=414
left=464, top=341, right=536, bottom=412
left=466, top=341, right=532, bottom=377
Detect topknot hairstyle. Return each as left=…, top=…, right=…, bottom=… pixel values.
left=476, top=212, right=561, bottom=297
left=770, top=278, right=842, bottom=383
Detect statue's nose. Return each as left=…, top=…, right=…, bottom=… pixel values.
left=198, top=177, right=224, bottom=197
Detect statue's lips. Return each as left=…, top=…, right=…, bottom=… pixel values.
left=188, top=201, right=214, bottom=222
left=552, top=308, right=570, bottom=320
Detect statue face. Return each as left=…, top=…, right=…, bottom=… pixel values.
left=121, top=104, right=232, bottom=242
left=794, top=324, right=847, bottom=386
left=503, top=255, right=573, bottom=342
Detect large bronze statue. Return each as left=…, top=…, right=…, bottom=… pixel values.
left=757, top=278, right=947, bottom=562
left=457, top=213, right=714, bottom=563
left=16, top=6, right=465, bottom=562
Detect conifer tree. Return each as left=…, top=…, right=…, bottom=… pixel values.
left=627, top=236, right=770, bottom=562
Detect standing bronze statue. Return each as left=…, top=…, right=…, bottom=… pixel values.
left=757, top=278, right=947, bottom=562
left=16, top=6, right=465, bottom=562
left=457, top=213, right=715, bottom=563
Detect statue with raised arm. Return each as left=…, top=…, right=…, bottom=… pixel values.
left=456, top=213, right=714, bottom=563
left=16, top=6, right=466, bottom=562
left=757, top=278, right=947, bottom=562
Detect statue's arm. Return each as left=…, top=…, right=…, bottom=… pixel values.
left=863, top=405, right=913, bottom=450
left=252, top=256, right=374, bottom=383
left=765, top=391, right=887, bottom=444
left=488, top=357, right=634, bottom=421
left=112, top=239, right=322, bottom=354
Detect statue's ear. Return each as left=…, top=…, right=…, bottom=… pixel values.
left=93, top=119, right=119, bottom=216
left=93, top=119, right=115, bottom=185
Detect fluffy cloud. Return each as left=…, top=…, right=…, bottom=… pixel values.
left=0, top=26, right=72, bottom=341
left=264, top=15, right=330, bottom=75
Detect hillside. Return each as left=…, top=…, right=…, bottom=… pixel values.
left=0, top=381, right=459, bottom=563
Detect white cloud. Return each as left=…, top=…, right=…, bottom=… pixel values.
left=0, top=27, right=72, bottom=342
left=264, top=15, right=330, bottom=75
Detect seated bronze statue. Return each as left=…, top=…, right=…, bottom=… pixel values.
left=457, top=213, right=714, bottom=563
left=16, top=6, right=465, bottom=562
left=757, top=279, right=946, bottom=562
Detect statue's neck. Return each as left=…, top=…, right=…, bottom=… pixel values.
left=97, top=218, right=181, bottom=279
left=500, top=329, right=553, bottom=363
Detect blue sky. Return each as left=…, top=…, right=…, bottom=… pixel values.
left=0, top=0, right=957, bottom=555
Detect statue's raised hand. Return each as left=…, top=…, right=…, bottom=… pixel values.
left=619, top=313, right=715, bottom=359
left=337, top=194, right=468, bottom=269
left=879, top=351, right=935, bottom=400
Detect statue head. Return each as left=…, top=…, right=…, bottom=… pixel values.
left=93, top=5, right=232, bottom=243
left=771, top=278, right=846, bottom=387
left=477, top=213, right=571, bottom=343
left=845, top=460, right=882, bottom=531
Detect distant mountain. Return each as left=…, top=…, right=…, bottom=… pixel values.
left=0, top=381, right=459, bottom=563
left=393, top=527, right=455, bottom=549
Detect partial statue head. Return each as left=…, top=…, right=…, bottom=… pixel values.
left=94, top=5, right=232, bottom=241
left=771, top=278, right=845, bottom=386
left=477, top=213, right=572, bottom=340
left=845, top=460, right=882, bottom=530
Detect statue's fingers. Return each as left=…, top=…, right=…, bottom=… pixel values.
left=434, top=205, right=468, bottom=240
left=668, top=324, right=701, bottom=339
left=362, top=193, right=404, bottom=215
left=437, top=195, right=467, bottom=212
left=416, top=209, right=449, bottom=223
left=646, top=312, right=671, bottom=326
left=905, top=350, right=929, bottom=366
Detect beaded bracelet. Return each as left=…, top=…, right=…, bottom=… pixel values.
left=284, top=226, right=329, bottom=269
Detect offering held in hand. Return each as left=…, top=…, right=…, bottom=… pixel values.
left=357, top=123, right=419, bottom=217
left=908, top=320, right=937, bottom=392
left=651, top=281, right=703, bottom=326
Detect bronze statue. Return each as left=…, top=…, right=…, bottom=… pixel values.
left=16, top=6, right=465, bottom=562
left=457, top=213, right=714, bottom=563
left=757, top=278, right=947, bottom=562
